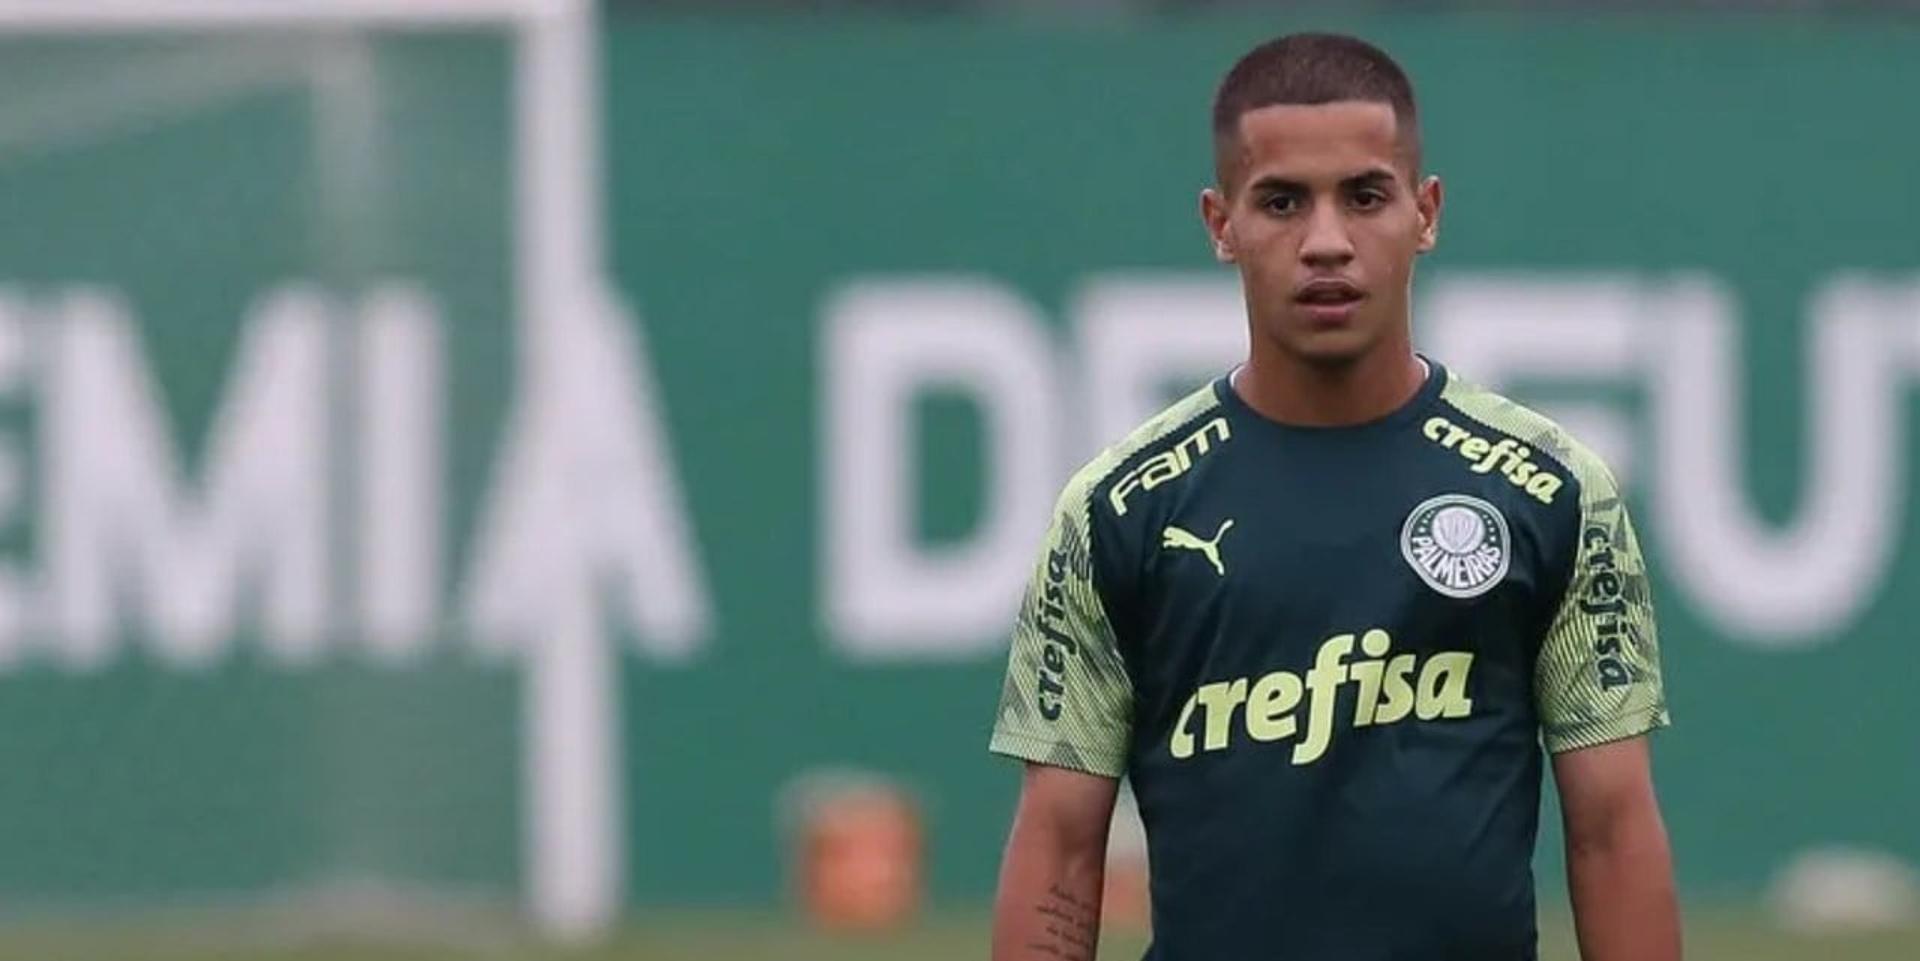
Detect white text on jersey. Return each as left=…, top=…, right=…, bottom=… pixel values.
left=1108, top=417, right=1231, bottom=517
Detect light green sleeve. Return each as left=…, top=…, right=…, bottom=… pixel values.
left=988, top=482, right=1134, bottom=779
left=1537, top=463, right=1671, bottom=754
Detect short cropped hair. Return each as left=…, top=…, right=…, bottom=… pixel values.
left=1211, top=33, right=1421, bottom=183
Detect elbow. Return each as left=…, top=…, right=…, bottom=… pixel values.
left=1565, top=798, right=1670, bottom=863
left=1565, top=822, right=1620, bottom=862
left=1016, top=805, right=1111, bottom=870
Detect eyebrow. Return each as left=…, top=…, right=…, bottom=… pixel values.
left=1247, top=168, right=1400, bottom=194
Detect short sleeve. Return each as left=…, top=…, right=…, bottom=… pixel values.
left=1536, top=467, right=1670, bottom=754
left=988, top=483, right=1134, bottom=778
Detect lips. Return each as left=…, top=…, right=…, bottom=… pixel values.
left=1294, top=278, right=1364, bottom=305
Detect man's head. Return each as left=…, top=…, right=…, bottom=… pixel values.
left=1201, top=33, right=1441, bottom=368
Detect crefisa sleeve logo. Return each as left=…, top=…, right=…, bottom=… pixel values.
left=1033, top=547, right=1079, bottom=721
left=1400, top=493, right=1511, bottom=598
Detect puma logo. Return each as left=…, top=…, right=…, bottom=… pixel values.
left=1162, top=519, right=1234, bottom=576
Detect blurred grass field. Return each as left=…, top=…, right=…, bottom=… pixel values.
left=0, top=908, right=1914, bottom=961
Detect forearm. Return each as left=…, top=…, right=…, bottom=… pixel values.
left=991, top=819, right=1107, bottom=961
left=1566, top=813, right=1681, bottom=961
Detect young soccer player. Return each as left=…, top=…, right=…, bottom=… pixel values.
left=988, top=32, right=1680, bottom=961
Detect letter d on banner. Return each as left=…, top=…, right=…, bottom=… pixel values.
left=823, top=279, right=1060, bottom=660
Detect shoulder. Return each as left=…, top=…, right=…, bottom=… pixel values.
left=1057, top=380, right=1231, bottom=525
left=1431, top=367, right=1621, bottom=512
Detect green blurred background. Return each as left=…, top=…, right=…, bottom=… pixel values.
left=0, top=1, right=1915, bottom=958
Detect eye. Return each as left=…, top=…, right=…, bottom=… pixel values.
left=1262, top=194, right=1301, bottom=216
left=1351, top=188, right=1390, bottom=210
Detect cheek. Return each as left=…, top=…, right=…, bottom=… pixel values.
left=1362, top=225, right=1421, bottom=274
left=1231, top=220, right=1295, bottom=263
left=1238, top=247, right=1297, bottom=291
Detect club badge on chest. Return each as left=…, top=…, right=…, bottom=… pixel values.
left=1400, top=493, right=1510, bottom=598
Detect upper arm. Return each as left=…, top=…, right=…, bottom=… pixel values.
left=1536, top=462, right=1669, bottom=754
left=1010, top=762, right=1122, bottom=857
left=989, top=481, right=1135, bottom=778
left=1552, top=736, right=1661, bottom=848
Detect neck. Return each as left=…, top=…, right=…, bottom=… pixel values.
left=1232, top=338, right=1427, bottom=428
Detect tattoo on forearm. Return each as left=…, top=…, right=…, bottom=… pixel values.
left=1025, top=883, right=1099, bottom=960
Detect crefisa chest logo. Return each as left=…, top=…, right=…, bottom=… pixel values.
left=1401, top=493, right=1510, bottom=598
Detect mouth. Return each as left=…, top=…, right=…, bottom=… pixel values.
left=1293, top=279, right=1366, bottom=322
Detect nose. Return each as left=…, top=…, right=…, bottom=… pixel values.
left=1299, top=204, right=1355, bottom=268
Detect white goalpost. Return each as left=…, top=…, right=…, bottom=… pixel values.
left=0, top=0, right=623, bottom=943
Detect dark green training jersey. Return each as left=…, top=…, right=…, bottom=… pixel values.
left=989, top=358, right=1668, bottom=961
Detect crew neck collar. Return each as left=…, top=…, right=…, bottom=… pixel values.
left=1214, top=355, right=1447, bottom=436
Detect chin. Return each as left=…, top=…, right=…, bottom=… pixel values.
left=1273, top=328, right=1379, bottom=368
left=1292, top=348, right=1369, bottom=370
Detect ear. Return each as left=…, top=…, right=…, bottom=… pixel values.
left=1415, top=175, right=1443, bottom=254
left=1200, top=187, right=1235, bottom=263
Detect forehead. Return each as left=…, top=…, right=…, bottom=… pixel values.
left=1227, top=101, right=1408, bottom=188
